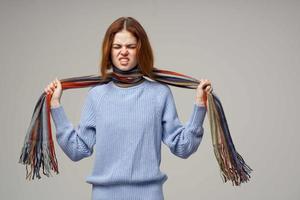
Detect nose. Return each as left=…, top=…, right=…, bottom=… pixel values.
left=120, top=47, right=129, bottom=55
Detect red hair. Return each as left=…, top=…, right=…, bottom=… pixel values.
left=99, top=17, right=155, bottom=79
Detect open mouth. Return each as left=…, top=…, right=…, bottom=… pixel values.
left=119, top=58, right=129, bottom=61
left=119, top=58, right=129, bottom=65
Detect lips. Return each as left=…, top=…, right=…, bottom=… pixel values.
left=119, top=57, right=129, bottom=61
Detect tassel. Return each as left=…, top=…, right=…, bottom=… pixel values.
left=19, top=93, right=59, bottom=180
left=207, top=93, right=252, bottom=186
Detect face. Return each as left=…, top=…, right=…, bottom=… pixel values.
left=111, top=30, right=138, bottom=71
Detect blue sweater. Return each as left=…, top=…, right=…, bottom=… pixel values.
left=50, top=79, right=207, bottom=200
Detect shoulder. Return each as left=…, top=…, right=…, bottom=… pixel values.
left=87, top=82, right=110, bottom=95
left=146, top=79, right=173, bottom=105
left=85, top=83, right=110, bottom=105
left=146, top=79, right=172, bottom=95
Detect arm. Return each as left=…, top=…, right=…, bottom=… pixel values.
left=50, top=89, right=96, bottom=162
left=161, top=86, right=206, bottom=159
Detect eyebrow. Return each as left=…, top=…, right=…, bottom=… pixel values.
left=112, top=43, right=137, bottom=46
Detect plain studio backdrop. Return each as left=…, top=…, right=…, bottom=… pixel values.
left=0, top=0, right=299, bottom=199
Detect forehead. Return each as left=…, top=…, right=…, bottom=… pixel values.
left=113, top=30, right=137, bottom=44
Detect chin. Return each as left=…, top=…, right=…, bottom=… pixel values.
left=118, top=64, right=135, bottom=71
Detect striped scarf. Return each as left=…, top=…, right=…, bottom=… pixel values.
left=110, top=65, right=145, bottom=86
left=19, top=65, right=253, bottom=186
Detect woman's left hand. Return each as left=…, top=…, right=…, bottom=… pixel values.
left=195, top=79, right=213, bottom=106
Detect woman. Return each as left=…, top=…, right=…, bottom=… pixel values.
left=44, top=17, right=212, bottom=200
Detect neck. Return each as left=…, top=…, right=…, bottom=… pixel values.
left=111, top=65, right=145, bottom=88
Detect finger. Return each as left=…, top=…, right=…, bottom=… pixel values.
left=205, top=86, right=210, bottom=92
left=55, top=78, right=61, bottom=87
left=202, top=79, right=211, bottom=84
left=204, top=82, right=212, bottom=88
left=48, top=86, right=53, bottom=92
left=52, top=82, right=57, bottom=89
left=199, top=80, right=211, bottom=89
left=202, top=82, right=210, bottom=89
left=45, top=85, right=52, bottom=93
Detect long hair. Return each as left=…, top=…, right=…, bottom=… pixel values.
left=100, top=17, right=155, bottom=80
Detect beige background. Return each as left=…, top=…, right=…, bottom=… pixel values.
left=1, top=0, right=299, bottom=199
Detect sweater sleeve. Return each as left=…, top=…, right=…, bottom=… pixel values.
left=50, top=89, right=96, bottom=162
left=161, top=86, right=207, bottom=159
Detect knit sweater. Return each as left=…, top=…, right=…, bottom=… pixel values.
left=50, top=79, right=207, bottom=200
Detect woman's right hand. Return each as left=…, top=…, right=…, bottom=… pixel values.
left=44, top=78, right=63, bottom=108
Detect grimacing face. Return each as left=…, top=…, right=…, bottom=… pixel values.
left=111, top=29, right=138, bottom=71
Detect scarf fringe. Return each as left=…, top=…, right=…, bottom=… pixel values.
left=19, top=93, right=59, bottom=180
left=19, top=69, right=253, bottom=185
left=207, top=93, right=252, bottom=186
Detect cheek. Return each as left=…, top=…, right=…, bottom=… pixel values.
left=111, top=50, right=118, bottom=59
left=130, top=50, right=137, bottom=58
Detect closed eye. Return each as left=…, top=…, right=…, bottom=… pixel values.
left=112, top=44, right=137, bottom=49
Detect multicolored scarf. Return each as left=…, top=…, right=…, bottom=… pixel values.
left=19, top=65, right=253, bottom=186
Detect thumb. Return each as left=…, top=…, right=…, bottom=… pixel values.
left=55, top=78, right=62, bottom=89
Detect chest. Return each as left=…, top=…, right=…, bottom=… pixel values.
left=95, top=89, right=159, bottom=132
